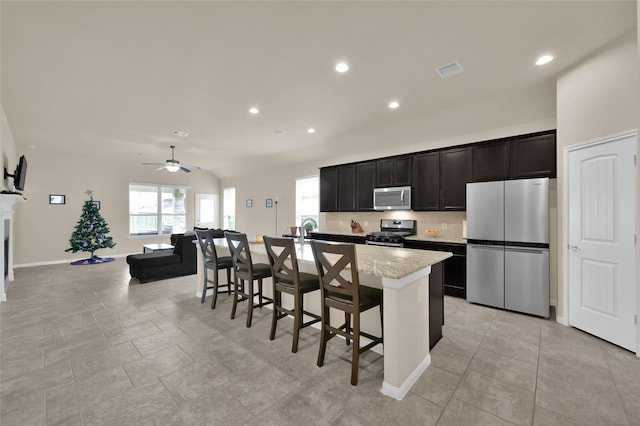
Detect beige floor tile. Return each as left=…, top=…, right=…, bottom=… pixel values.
left=453, top=370, right=535, bottom=425
left=122, top=344, right=194, bottom=387
left=410, top=364, right=461, bottom=406
left=159, top=358, right=233, bottom=403
left=535, top=356, right=629, bottom=426
left=478, top=333, right=539, bottom=366
left=80, top=381, right=177, bottom=426
left=69, top=341, right=142, bottom=382
left=437, top=398, right=515, bottom=426
left=45, top=365, right=133, bottom=424
left=160, top=387, right=255, bottom=425
left=468, top=348, right=538, bottom=392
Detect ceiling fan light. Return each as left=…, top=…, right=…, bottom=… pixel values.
left=166, top=164, right=180, bottom=172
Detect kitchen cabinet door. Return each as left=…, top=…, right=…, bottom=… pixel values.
left=338, top=164, right=357, bottom=212
left=440, top=147, right=472, bottom=210
left=319, top=166, right=338, bottom=212
left=376, top=155, right=412, bottom=187
left=510, top=132, right=556, bottom=179
left=356, top=161, right=376, bottom=211
left=473, top=140, right=509, bottom=181
left=412, top=152, right=440, bottom=210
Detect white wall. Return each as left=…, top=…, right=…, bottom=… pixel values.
left=12, top=147, right=220, bottom=265
left=556, top=31, right=639, bottom=322
left=1, top=104, right=17, bottom=190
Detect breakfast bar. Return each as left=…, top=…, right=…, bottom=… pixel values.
left=195, top=239, right=451, bottom=400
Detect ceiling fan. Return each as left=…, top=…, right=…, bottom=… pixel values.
left=143, top=145, right=201, bottom=173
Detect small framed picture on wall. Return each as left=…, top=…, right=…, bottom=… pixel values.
left=246, top=199, right=253, bottom=208
left=49, top=194, right=66, bottom=204
left=265, top=198, right=273, bottom=208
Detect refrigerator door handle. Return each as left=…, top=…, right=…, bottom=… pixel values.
left=469, top=245, right=504, bottom=251
left=505, top=246, right=547, bottom=255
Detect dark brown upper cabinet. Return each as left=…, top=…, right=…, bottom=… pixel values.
left=356, top=161, right=376, bottom=211
left=440, top=147, right=472, bottom=211
left=473, top=140, right=509, bottom=181
left=319, top=166, right=339, bottom=212
left=376, top=155, right=412, bottom=187
left=412, top=151, right=440, bottom=210
left=337, top=164, right=357, bottom=212
left=510, top=133, right=557, bottom=179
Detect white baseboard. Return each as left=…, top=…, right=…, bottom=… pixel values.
left=381, top=354, right=431, bottom=400
left=15, top=253, right=132, bottom=268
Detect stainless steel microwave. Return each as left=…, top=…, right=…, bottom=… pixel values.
left=373, top=186, right=412, bottom=210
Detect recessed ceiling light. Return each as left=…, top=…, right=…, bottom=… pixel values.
left=388, top=101, right=400, bottom=109
left=171, top=130, right=189, bottom=138
left=249, top=107, right=259, bottom=114
left=536, top=55, right=554, bottom=66
left=335, top=62, right=349, bottom=73
left=307, top=128, right=316, bottom=134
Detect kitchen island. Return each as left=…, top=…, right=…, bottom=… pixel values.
left=195, top=239, right=451, bottom=400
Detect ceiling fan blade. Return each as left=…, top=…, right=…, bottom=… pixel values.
left=179, top=166, right=192, bottom=173
left=156, top=166, right=167, bottom=171
left=142, top=162, right=166, bottom=166
left=181, top=164, right=201, bottom=171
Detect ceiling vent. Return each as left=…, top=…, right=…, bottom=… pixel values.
left=435, top=61, right=464, bottom=79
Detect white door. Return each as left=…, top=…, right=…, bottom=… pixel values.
left=195, top=193, right=219, bottom=229
left=567, top=132, right=637, bottom=352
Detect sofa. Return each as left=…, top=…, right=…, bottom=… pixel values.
left=126, top=233, right=198, bottom=283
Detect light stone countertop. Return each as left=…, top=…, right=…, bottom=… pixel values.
left=249, top=241, right=451, bottom=281
left=404, top=235, right=467, bottom=245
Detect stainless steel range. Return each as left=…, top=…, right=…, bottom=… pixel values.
left=366, top=219, right=417, bottom=248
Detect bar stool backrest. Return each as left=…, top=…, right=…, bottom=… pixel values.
left=310, top=240, right=360, bottom=308
left=225, top=231, right=253, bottom=280
left=263, top=236, right=299, bottom=286
left=194, top=229, right=219, bottom=264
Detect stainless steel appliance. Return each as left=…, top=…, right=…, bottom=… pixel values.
left=373, top=186, right=412, bottom=210
left=466, top=178, right=549, bottom=317
left=366, top=219, right=417, bottom=247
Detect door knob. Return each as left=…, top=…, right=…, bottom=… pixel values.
left=569, top=245, right=581, bottom=252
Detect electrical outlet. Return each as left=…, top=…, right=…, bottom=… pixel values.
left=441, top=222, right=448, bottom=230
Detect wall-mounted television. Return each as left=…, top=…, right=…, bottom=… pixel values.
left=4, top=155, right=27, bottom=192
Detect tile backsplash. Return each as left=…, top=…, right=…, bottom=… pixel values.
left=320, top=211, right=467, bottom=239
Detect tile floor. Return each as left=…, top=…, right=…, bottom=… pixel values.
left=1, top=259, right=639, bottom=425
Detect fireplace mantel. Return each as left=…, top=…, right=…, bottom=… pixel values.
left=1, top=193, right=25, bottom=302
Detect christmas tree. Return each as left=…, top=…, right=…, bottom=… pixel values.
left=66, top=190, right=116, bottom=264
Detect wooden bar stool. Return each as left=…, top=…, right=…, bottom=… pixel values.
left=263, top=236, right=321, bottom=353
left=194, top=229, right=233, bottom=309
left=225, top=231, right=273, bottom=327
left=310, top=240, right=383, bottom=386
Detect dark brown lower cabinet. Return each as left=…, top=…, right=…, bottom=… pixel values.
left=403, top=240, right=467, bottom=299
left=429, top=261, right=444, bottom=349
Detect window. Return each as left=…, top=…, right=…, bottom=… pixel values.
left=295, top=176, right=319, bottom=228
left=223, top=187, right=236, bottom=230
left=129, top=183, right=188, bottom=236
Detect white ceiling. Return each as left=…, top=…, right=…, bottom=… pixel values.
left=1, top=1, right=637, bottom=179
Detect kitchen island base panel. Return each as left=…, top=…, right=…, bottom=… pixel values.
left=380, top=268, right=432, bottom=398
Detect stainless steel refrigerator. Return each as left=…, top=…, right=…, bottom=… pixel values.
left=466, top=178, right=549, bottom=317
